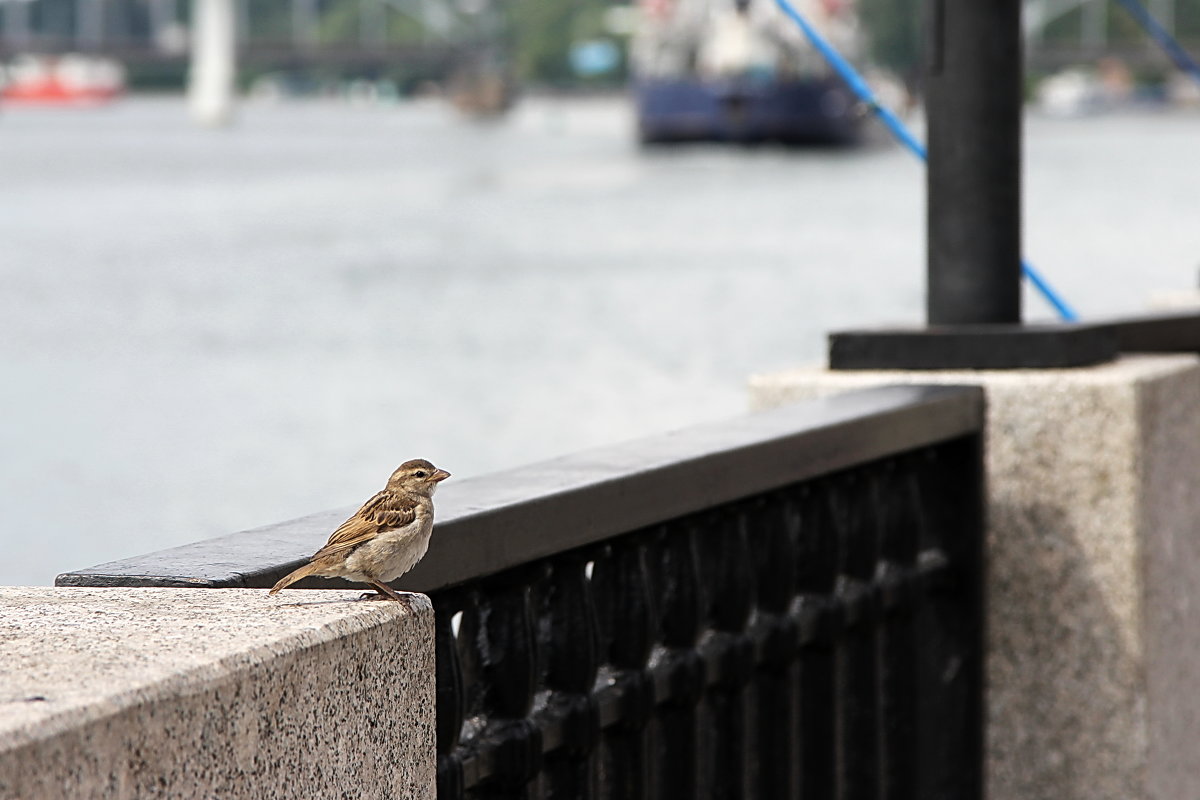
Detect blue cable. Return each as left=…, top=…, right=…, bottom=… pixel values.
left=1113, top=0, right=1200, bottom=87
left=772, top=0, right=1080, bottom=322
left=1023, top=260, right=1079, bottom=322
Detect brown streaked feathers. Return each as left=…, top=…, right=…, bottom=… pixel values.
left=269, top=458, right=449, bottom=598
left=309, top=490, right=419, bottom=562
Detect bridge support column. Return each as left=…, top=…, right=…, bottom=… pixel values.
left=188, top=0, right=236, bottom=127
left=2, top=0, right=32, bottom=49
left=292, top=0, right=320, bottom=49
left=360, top=0, right=387, bottom=48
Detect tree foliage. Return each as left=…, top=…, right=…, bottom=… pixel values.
left=859, top=0, right=922, bottom=79
left=503, top=0, right=621, bottom=84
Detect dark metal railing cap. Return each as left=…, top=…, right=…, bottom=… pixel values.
left=56, top=384, right=983, bottom=593
left=828, top=310, right=1200, bottom=371
left=829, top=322, right=1118, bottom=370
left=1104, top=310, right=1200, bottom=353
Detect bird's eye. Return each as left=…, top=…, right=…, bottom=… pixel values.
left=415, top=470, right=427, bottom=478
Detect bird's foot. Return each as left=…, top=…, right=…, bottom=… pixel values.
left=352, top=580, right=422, bottom=613
left=357, top=589, right=416, bottom=613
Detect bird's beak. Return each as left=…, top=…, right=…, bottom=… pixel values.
left=431, top=469, right=451, bottom=482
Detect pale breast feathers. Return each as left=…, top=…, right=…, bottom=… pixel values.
left=310, top=490, right=419, bottom=561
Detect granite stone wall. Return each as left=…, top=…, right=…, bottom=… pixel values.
left=0, top=587, right=435, bottom=800
left=749, top=354, right=1200, bottom=800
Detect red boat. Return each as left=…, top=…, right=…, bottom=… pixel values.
left=1, top=54, right=125, bottom=106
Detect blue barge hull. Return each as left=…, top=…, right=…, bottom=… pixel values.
left=635, top=76, right=861, bottom=145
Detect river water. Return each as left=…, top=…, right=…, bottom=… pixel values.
left=3, top=95, right=1198, bottom=585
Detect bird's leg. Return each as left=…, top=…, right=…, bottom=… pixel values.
left=355, top=581, right=398, bottom=601
left=359, top=581, right=419, bottom=613
left=367, top=580, right=407, bottom=602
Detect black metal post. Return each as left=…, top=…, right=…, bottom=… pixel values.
left=925, top=0, right=1023, bottom=325
left=827, top=0, right=1140, bottom=367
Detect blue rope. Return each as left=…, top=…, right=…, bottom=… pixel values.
left=1022, top=260, right=1079, bottom=321
left=1113, top=0, right=1200, bottom=87
left=772, top=0, right=1080, bottom=322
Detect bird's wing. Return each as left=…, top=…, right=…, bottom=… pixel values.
left=310, top=490, right=419, bottom=561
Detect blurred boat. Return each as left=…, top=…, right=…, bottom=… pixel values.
left=448, top=69, right=516, bottom=117
left=631, top=0, right=863, bottom=144
left=448, top=49, right=517, bottom=118
left=0, top=54, right=125, bottom=106
left=1033, top=59, right=1189, bottom=116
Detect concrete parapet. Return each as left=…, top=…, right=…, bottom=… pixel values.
left=0, top=587, right=435, bottom=800
left=749, top=354, right=1200, bottom=800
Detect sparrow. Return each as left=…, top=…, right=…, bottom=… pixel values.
left=269, top=459, right=450, bottom=601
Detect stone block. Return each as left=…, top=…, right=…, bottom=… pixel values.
left=0, top=587, right=435, bottom=800
left=749, top=354, right=1200, bottom=800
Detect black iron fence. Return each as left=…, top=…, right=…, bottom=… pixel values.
left=59, top=384, right=985, bottom=800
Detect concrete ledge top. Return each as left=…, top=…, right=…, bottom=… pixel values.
left=0, top=587, right=426, bottom=753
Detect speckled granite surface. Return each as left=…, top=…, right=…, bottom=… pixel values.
left=0, top=587, right=435, bottom=800
left=750, top=354, right=1200, bottom=800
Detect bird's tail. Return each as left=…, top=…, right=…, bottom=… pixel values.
left=269, top=562, right=322, bottom=595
